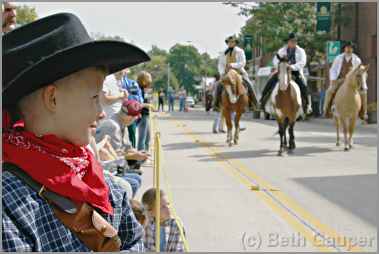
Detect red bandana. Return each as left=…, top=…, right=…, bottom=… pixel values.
left=2, top=117, right=113, bottom=215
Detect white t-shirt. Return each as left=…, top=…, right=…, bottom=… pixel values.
left=102, top=74, right=123, bottom=118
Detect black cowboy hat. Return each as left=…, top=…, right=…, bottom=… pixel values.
left=225, top=35, right=239, bottom=44
left=3, top=12, right=150, bottom=106
left=342, top=40, right=356, bottom=50
left=284, top=32, right=297, bottom=42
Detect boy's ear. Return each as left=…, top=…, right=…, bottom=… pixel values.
left=42, top=85, right=58, bottom=112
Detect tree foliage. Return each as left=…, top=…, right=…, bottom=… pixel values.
left=15, top=5, right=38, bottom=26
left=130, top=43, right=218, bottom=94
left=225, top=2, right=352, bottom=63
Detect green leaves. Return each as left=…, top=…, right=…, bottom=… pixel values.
left=233, top=3, right=352, bottom=63
left=129, top=43, right=217, bottom=94
left=15, top=5, right=38, bottom=26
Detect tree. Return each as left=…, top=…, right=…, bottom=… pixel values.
left=128, top=47, right=179, bottom=92
left=129, top=44, right=218, bottom=94
left=167, top=44, right=203, bottom=94
left=226, top=2, right=352, bottom=63
left=15, top=5, right=38, bottom=26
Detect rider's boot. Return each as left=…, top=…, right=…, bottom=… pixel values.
left=323, top=90, right=337, bottom=118
left=246, top=84, right=259, bottom=111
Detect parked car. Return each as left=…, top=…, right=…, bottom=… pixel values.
left=186, top=96, right=195, bottom=107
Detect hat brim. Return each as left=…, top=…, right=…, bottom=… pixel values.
left=225, top=39, right=239, bottom=44
left=284, top=38, right=297, bottom=43
left=3, top=40, right=150, bottom=106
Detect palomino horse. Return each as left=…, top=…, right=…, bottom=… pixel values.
left=271, top=54, right=302, bottom=156
left=333, top=64, right=369, bottom=151
left=221, top=69, right=249, bottom=146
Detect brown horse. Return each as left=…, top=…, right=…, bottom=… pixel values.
left=271, top=54, right=302, bottom=156
left=221, top=69, right=249, bottom=146
left=333, top=64, right=369, bottom=151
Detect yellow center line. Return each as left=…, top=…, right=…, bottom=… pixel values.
left=176, top=120, right=364, bottom=252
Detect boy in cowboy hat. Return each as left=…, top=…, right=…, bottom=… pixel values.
left=323, top=41, right=368, bottom=121
left=214, top=35, right=259, bottom=111
left=259, top=33, right=312, bottom=116
left=2, top=13, right=150, bottom=251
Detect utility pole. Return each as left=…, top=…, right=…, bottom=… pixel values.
left=167, top=63, right=170, bottom=93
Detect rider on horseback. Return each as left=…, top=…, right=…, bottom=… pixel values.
left=213, top=35, right=258, bottom=111
left=259, top=33, right=312, bottom=116
left=323, top=41, right=368, bottom=121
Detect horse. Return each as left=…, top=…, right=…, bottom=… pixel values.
left=270, top=54, right=302, bottom=156
left=333, top=64, right=369, bottom=151
left=221, top=69, right=249, bottom=146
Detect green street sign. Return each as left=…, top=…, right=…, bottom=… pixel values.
left=316, top=2, right=331, bottom=32
left=243, top=35, right=253, bottom=61
left=327, top=41, right=341, bottom=63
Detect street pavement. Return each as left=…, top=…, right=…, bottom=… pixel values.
left=138, top=106, right=377, bottom=252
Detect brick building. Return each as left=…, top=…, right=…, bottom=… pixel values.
left=339, top=3, right=377, bottom=104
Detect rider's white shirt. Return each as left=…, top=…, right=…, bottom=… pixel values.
left=273, top=45, right=307, bottom=82
left=329, top=53, right=367, bottom=90
left=218, top=46, right=249, bottom=80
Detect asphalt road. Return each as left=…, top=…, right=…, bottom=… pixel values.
left=138, top=107, right=377, bottom=252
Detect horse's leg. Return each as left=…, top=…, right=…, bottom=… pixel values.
left=224, top=108, right=233, bottom=147
left=234, top=110, right=242, bottom=145
left=348, top=116, right=356, bottom=149
left=335, top=116, right=340, bottom=146
left=283, top=118, right=289, bottom=149
left=277, top=120, right=285, bottom=156
left=288, top=121, right=296, bottom=152
left=342, top=118, right=349, bottom=151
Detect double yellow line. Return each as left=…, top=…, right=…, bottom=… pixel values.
left=177, top=121, right=364, bottom=252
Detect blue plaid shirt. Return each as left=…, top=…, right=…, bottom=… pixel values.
left=2, top=170, right=144, bottom=252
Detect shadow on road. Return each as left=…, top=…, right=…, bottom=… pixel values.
left=162, top=141, right=224, bottom=151
left=191, top=146, right=335, bottom=161
left=174, top=131, right=214, bottom=136
left=292, top=174, right=378, bottom=226
left=264, top=135, right=377, bottom=148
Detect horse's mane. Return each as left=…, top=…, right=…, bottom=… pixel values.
left=344, top=65, right=367, bottom=88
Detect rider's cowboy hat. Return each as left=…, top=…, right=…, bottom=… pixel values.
left=225, top=35, right=239, bottom=44
left=3, top=12, right=150, bottom=106
left=284, top=32, right=297, bottom=42
left=342, top=40, right=356, bottom=50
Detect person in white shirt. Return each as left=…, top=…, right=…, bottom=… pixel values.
left=214, top=35, right=258, bottom=111
left=323, top=41, right=368, bottom=120
left=259, top=33, right=312, bottom=115
left=101, top=73, right=129, bottom=118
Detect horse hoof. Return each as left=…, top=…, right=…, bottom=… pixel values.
left=344, top=147, right=349, bottom=151
left=277, top=151, right=283, bottom=156
left=228, top=142, right=233, bottom=147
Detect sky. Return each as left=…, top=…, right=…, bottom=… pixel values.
left=25, top=2, right=249, bottom=58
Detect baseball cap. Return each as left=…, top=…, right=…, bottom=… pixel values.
left=121, top=99, right=143, bottom=117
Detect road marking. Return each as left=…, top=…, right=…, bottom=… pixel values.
left=175, top=120, right=364, bottom=252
